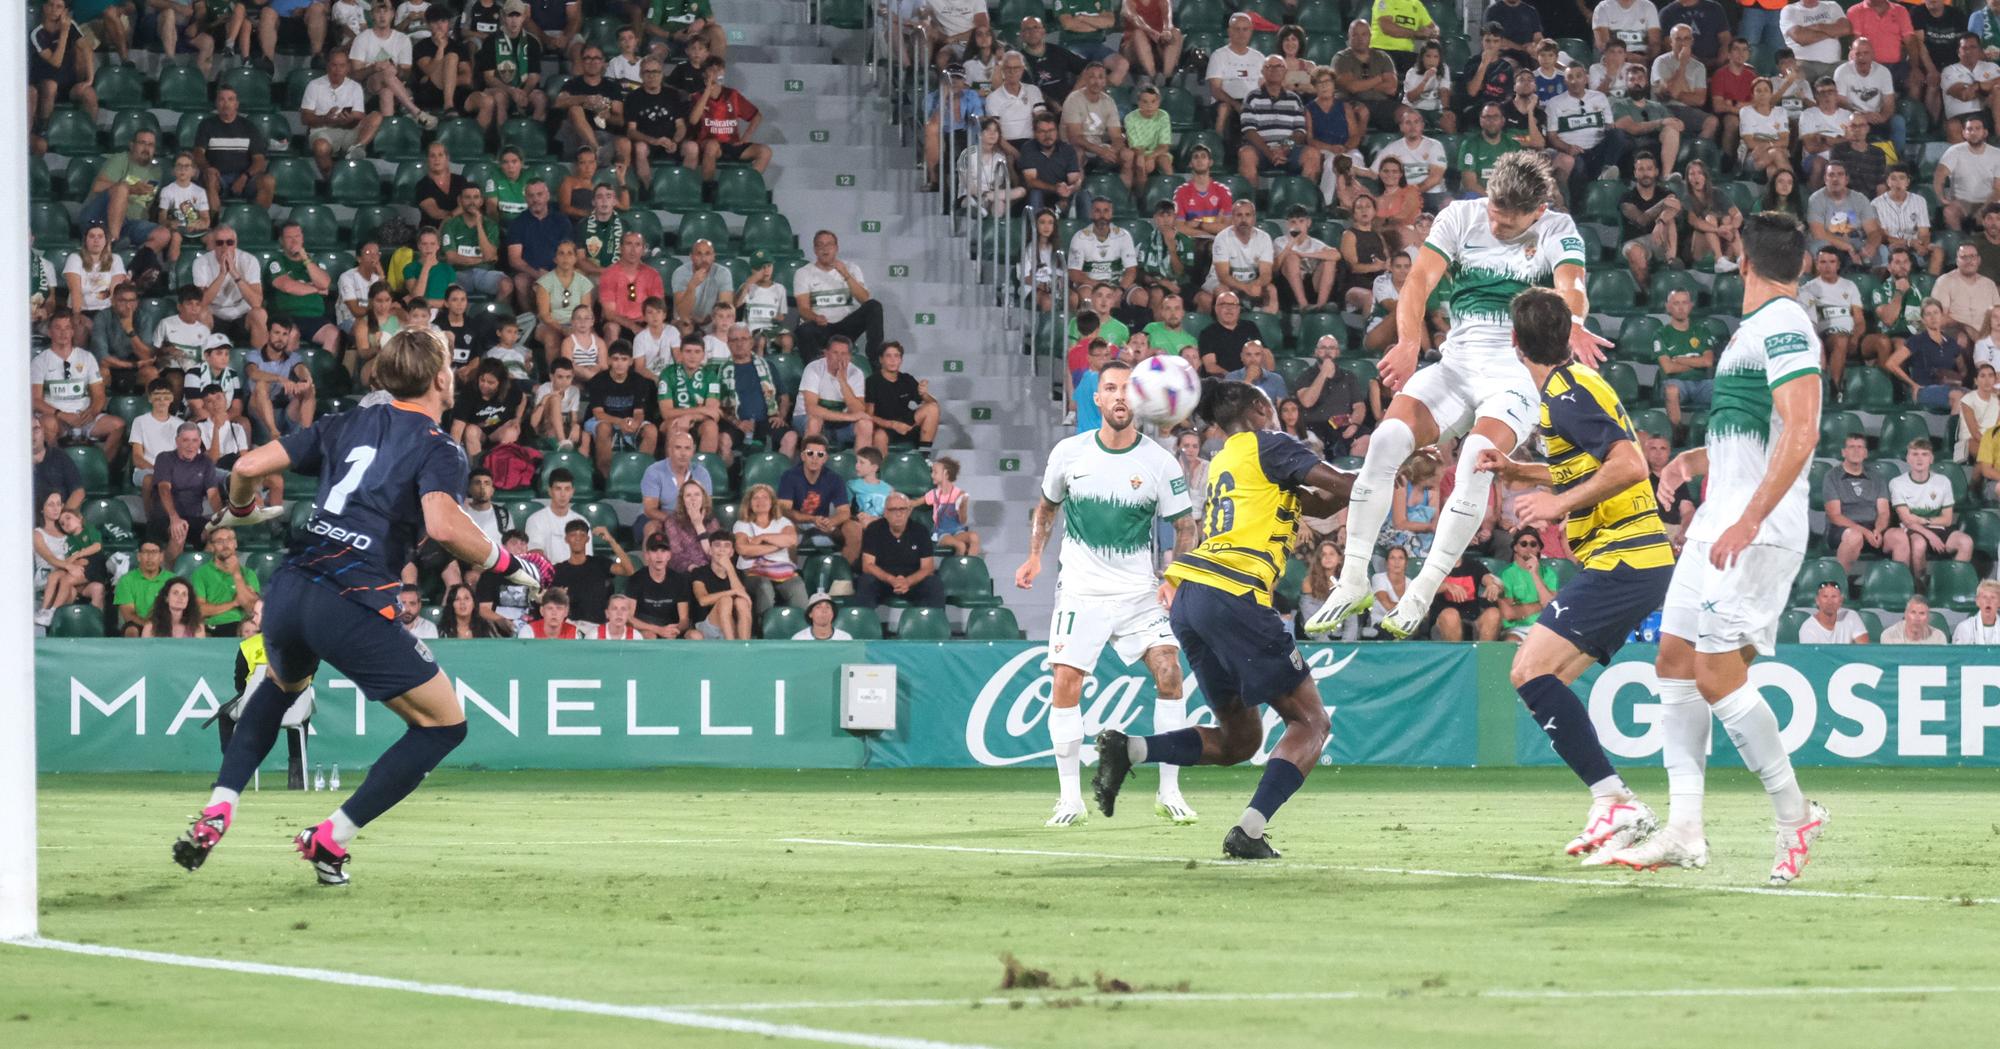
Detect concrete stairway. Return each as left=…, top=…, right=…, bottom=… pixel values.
left=721, top=0, right=1064, bottom=636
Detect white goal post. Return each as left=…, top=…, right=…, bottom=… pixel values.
left=2, top=4, right=44, bottom=941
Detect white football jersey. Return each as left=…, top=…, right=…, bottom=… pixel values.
left=1422, top=197, right=1589, bottom=360
left=1685, top=296, right=1823, bottom=551
left=1041, top=431, right=1193, bottom=599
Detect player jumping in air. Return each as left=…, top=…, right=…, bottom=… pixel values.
left=1475, top=288, right=1669, bottom=861
left=1305, top=152, right=1610, bottom=641
left=1603, top=212, right=1830, bottom=884
left=1093, top=381, right=1357, bottom=859
left=172, top=330, right=543, bottom=886
left=1015, top=360, right=1201, bottom=828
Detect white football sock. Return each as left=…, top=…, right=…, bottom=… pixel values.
left=207, top=787, right=240, bottom=810
left=327, top=808, right=362, bottom=847
left=1407, top=433, right=1499, bottom=604
left=1337, top=417, right=1414, bottom=591
left=1710, top=683, right=1809, bottom=825
left=1049, top=704, right=1084, bottom=805
left=1587, top=774, right=1630, bottom=800
left=1237, top=807, right=1268, bottom=839
left=1657, top=677, right=1710, bottom=833
left=1153, top=696, right=1186, bottom=795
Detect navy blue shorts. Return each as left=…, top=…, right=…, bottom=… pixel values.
left=260, top=569, right=443, bottom=703
left=1538, top=562, right=1675, bottom=664
left=1170, top=580, right=1311, bottom=713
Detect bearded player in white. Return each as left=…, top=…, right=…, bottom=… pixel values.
left=1604, top=212, right=1830, bottom=885
left=1307, top=152, right=1609, bottom=640
left=1015, top=360, right=1199, bottom=828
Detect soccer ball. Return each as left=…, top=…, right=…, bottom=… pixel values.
left=1128, top=355, right=1202, bottom=427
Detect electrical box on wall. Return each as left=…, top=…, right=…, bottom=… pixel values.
left=841, top=664, right=897, bottom=731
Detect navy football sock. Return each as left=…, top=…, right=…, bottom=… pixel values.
left=214, top=678, right=299, bottom=794
left=1140, top=727, right=1204, bottom=766
left=1519, top=674, right=1618, bottom=788
left=338, top=722, right=468, bottom=828
left=1239, top=758, right=1307, bottom=837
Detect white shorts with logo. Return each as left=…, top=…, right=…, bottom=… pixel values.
left=1659, top=539, right=1803, bottom=657
left=1398, top=343, right=1540, bottom=446
left=1048, top=589, right=1177, bottom=674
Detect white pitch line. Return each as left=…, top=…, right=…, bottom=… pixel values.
left=7, top=938, right=997, bottom=1049
left=677, top=983, right=2000, bottom=1013
left=779, top=838, right=2000, bottom=906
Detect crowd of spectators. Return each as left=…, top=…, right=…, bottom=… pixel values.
left=28, top=0, right=1007, bottom=641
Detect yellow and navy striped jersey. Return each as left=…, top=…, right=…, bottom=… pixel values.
left=1165, top=430, right=1324, bottom=605
left=1538, top=365, right=1675, bottom=572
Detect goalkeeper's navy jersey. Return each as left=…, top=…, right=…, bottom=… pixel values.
left=278, top=401, right=468, bottom=616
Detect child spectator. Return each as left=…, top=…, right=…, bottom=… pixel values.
left=690, top=530, right=753, bottom=639
left=923, top=455, right=981, bottom=556
left=845, top=449, right=893, bottom=561
left=485, top=317, right=535, bottom=390
left=531, top=357, right=586, bottom=450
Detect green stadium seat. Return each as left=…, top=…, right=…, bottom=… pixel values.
left=1648, top=268, right=1706, bottom=306
left=1928, top=560, right=1981, bottom=612
left=766, top=353, right=804, bottom=399
left=267, top=156, right=321, bottom=205
left=1175, top=128, right=1226, bottom=168
left=46, top=604, right=106, bottom=638
left=252, top=112, right=296, bottom=154
left=760, top=603, right=805, bottom=638
left=299, top=347, right=352, bottom=397
left=288, top=204, right=343, bottom=252
left=1970, top=508, right=2000, bottom=552
left=349, top=204, right=403, bottom=246
left=1261, top=174, right=1320, bottom=218
left=43, top=108, right=99, bottom=157
left=372, top=116, right=427, bottom=162
left=800, top=553, right=852, bottom=595
left=174, top=551, right=211, bottom=577
left=500, top=117, right=550, bottom=160
left=1580, top=180, right=1625, bottom=226
left=739, top=212, right=797, bottom=257
left=1275, top=355, right=1316, bottom=390
left=1878, top=412, right=1936, bottom=457
left=1599, top=361, right=1641, bottom=404
left=220, top=67, right=275, bottom=114
left=1777, top=608, right=1809, bottom=645
left=1587, top=269, right=1642, bottom=316
left=941, top=556, right=1002, bottom=608
left=31, top=202, right=75, bottom=251
left=64, top=446, right=112, bottom=498
left=1243, top=309, right=1287, bottom=351
left=694, top=452, right=733, bottom=500
left=826, top=449, right=857, bottom=481
left=1710, top=272, right=1743, bottom=313
left=62, top=154, right=102, bottom=203
left=82, top=498, right=139, bottom=550
left=649, top=164, right=705, bottom=210
left=622, top=207, right=664, bottom=248
left=961, top=605, right=1022, bottom=640
left=328, top=159, right=384, bottom=204
left=107, top=110, right=162, bottom=150
left=1858, top=560, right=1915, bottom=609
left=106, top=394, right=147, bottom=424
left=284, top=468, right=319, bottom=501
left=1819, top=411, right=1864, bottom=456
left=538, top=449, right=598, bottom=498
left=575, top=501, right=622, bottom=534
left=1177, top=0, right=1230, bottom=33
left=93, top=63, right=148, bottom=111
left=244, top=551, right=285, bottom=583
left=740, top=451, right=792, bottom=494
left=431, top=117, right=487, bottom=160
left=1863, top=457, right=1901, bottom=488
left=155, top=63, right=211, bottom=112
left=713, top=166, right=774, bottom=213
left=713, top=501, right=739, bottom=530
left=220, top=204, right=273, bottom=249
left=1630, top=408, right=1671, bottom=441
left=1790, top=556, right=1848, bottom=604
left=883, top=452, right=932, bottom=497
left=894, top=606, right=954, bottom=640
left=837, top=604, right=885, bottom=638
left=1612, top=315, right=1662, bottom=363
left=676, top=209, right=731, bottom=252
left=605, top=451, right=653, bottom=500
left=1545, top=558, right=1581, bottom=589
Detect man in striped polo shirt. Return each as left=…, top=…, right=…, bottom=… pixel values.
left=1236, top=54, right=1307, bottom=189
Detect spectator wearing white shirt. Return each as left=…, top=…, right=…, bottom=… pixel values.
left=1205, top=14, right=1265, bottom=131
left=302, top=52, right=382, bottom=177
left=1370, top=108, right=1447, bottom=211
left=1953, top=580, right=2000, bottom=643
left=793, top=231, right=885, bottom=364
left=984, top=51, right=1045, bottom=155
left=1065, top=197, right=1138, bottom=294
left=1880, top=596, right=1948, bottom=644
left=1940, top=34, right=2000, bottom=143
left=791, top=592, right=853, bottom=640
left=1801, top=247, right=1864, bottom=386
left=1887, top=438, right=1975, bottom=587
left=1833, top=37, right=1904, bottom=156
left=794, top=336, right=877, bottom=449
left=1936, top=115, right=2000, bottom=231
left=1797, top=581, right=1871, bottom=643
left=396, top=586, right=441, bottom=639
left=32, top=313, right=125, bottom=460
left=1872, top=168, right=1939, bottom=272
left=1203, top=199, right=1278, bottom=312
left=191, top=227, right=268, bottom=349
left=1545, top=64, right=1630, bottom=207
left=1781, top=0, right=1851, bottom=83
left=349, top=1, right=434, bottom=128
left=1934, top=242, right=2000, bottom=336
left=523, top=468, right=593, bottom=559
left=335, top=241, right=386, bottom=332
left=1593, top=0, right=1661, bottom=62
left=1796, top=77, right=1855, bottom=180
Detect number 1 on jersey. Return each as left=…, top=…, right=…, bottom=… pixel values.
left=323, top=445, right=379, bottom=515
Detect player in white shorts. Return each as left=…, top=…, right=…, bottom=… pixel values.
left=1015, top=359, right=1198, bottom=828
left=1604, top=211, right=1831, bottom=886
left=1307, top=152, right=1609, bottom=640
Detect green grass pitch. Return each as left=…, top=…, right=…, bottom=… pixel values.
left=5, top=766, right=1997, bottom=1048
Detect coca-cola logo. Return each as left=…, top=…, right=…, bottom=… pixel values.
left=963, top=646, right=1354, bottom=767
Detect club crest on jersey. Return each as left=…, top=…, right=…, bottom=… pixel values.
left=1129, top=475, right=1142, bottom=490
left=1522, top=245, right=1536, bottom=259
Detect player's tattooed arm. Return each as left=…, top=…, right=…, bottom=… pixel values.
left=1171, top=511, right=1198, bottom=559
left=1013, top=497, right=1061, bottom=589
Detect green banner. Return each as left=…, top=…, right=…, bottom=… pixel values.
left=1515, top=644, right=2000, bottom=767
left=861, top=643, right=1481, bottom=768
left=38, top=640, right=869, bottom=773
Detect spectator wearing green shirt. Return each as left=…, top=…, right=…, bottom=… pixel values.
left=1140, top=290, right=1198, bottom=357
left=1497, top=529, right=1562, bottom=640
left=1458, top=102, right=1538, bottom=197
left=190, top=526, right=261, bottom=638
left=1051, top=0, right=1123, bottom=67
left=113, top=540, right=172, bottom=637
left=1862, top=246, right=1926, bottom=370
left=441, top=183, right=509, bottom=304
left=640, top=0, right=725, bottom=59
left=401, top=228, right=459, bottom=307
left=1651, top=287, right=1714, bottom=433
left=657, top=338, right=728, bottom=454
left=482, top=147, right=531, bottom=220
left=80, top=129, right=173, bottom=253
left=1137, top=201, right=1193, bottom=296
left=266, top=221, right=339, bottom=354
left=1124, top=85, right=1174, bottom=193
left=574, top=184, right=628, bottom=277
